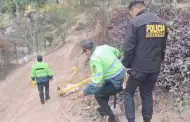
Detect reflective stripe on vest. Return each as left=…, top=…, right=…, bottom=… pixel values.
left=104, top=58, right=118, bottom=73
left=93, top=58, right=123, bottom=79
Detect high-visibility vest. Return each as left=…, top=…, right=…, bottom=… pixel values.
left=89, top=45, right=124, bottom=86
left=31, top=62, right=52, bottom=78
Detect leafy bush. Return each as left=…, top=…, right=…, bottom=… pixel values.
left=44, top=6, right=76, bottom=46
left=0, top=0, right=28, bottom=14
left=105, top=7, right=130, bottom=50
left=150, top=5, right=190, bottom=108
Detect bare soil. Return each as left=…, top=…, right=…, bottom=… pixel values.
left=0, top=17, right=190, bottom=122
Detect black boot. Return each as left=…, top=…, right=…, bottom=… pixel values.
left=108, top=115, right=119, bottom=122
left=45, top=96, right=50, bottom=101
left=97, top=107, right=104, bottom=116
left=128, top=119, right=134, bottom=122
left=41, top=100, right=45, bottom=104
left=143, top=118, right=150, bottom=122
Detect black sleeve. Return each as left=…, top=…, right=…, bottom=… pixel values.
left=31, top=77, right=35, bottom=81
left=162, top=25, right=168, bottom=61
left=122, top=21, right=137, bottom=68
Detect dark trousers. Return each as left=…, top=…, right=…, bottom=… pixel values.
left=95, top=82, right=121, bottom=117
left=37, top=82, right=50, bottom=102
left=124, top=70, right=159, bottom=122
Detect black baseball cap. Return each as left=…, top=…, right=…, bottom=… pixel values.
left=81, top=39, right=93, bottom=54
left=128, top=0, right=145, bottom=10
left=37, top=55, right=43, bottom=62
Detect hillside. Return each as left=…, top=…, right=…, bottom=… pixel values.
left=0, top=2, right=190, bottom=122
left=0, top=28, right=93, bottom=122
left=0, top=18, right=190, bottom=122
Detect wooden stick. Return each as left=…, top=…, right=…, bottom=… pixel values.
left=122, top=72, right=130, bottom=90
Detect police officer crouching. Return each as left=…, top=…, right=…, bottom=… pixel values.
left=31, top=55, right=53, bottom=104
left=78, top=40, right=125, bottom=122
left=122, top=1, right=168, bottom=122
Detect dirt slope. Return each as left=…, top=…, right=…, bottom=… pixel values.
left=0, top=29, right=94, bottom=122
left=0, top=31, right=177, bottom=122
left=0, top=20, right=190, bottom=122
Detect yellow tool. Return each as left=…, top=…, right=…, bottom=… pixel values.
left=57, top=67, right=78, bottom=91
left=57, top=78, right=91, bottom=96
left=32, top=80, right=37, bottom=86
left=65, top=67, right=78, bottom=83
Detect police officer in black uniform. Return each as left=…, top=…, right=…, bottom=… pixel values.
left=122, top=1, right=168, bottom=122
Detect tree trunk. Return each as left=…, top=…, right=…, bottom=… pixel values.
left=13, top=0, right=19, bottom=18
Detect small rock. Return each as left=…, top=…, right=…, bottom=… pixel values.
left=75, top=22, right=86, bottom=31
left=84, top=106, right=91, bottom=110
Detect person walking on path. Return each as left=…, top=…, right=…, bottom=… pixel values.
left=31, top=55, right=53, bottom=104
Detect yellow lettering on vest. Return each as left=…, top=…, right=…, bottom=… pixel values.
left=146, top=24, right=166, bottom=38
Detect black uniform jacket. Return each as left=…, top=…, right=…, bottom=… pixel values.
left=122, top=9, right=168, bottom=73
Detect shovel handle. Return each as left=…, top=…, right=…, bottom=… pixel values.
left=60, top=78, right=91, bottom=94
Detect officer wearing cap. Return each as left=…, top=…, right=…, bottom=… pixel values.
left=122, top=1, right=168, bottom=122
left=78, top=40, right=125, bottom=122
left=31, top=55, right=53, bottom=104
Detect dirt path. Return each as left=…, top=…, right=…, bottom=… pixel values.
left=0, top=31, right=94, bottom=122
left=0, top=57, right=71, bottom=122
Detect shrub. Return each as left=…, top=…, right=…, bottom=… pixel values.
left=150, top=5, right=190, bottom=109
